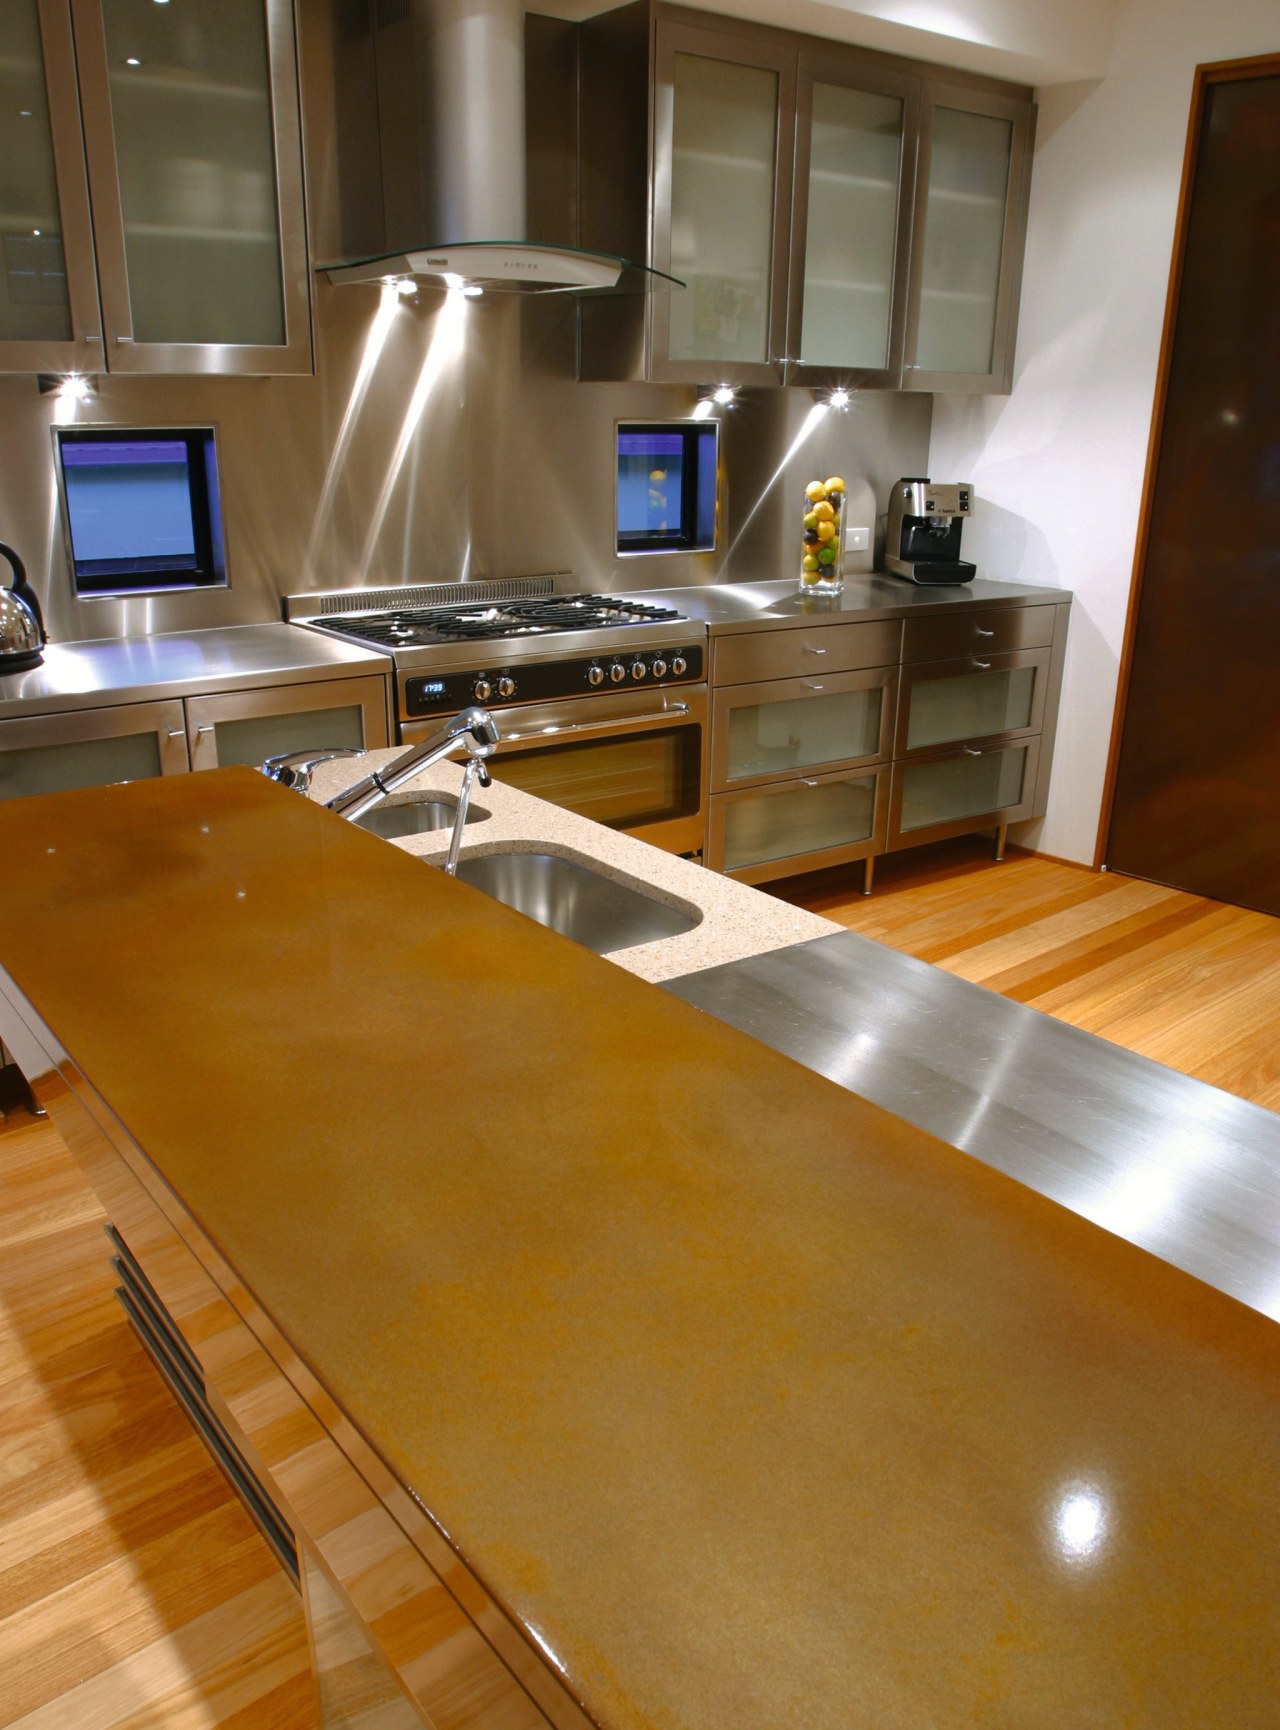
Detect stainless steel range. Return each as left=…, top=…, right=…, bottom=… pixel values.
left=285, top=578, right=708, bottom=856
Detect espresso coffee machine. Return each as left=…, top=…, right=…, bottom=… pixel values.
left=884, top=477, right=976, bottom=584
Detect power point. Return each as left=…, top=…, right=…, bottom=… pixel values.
left=846, top=525, right=870, bottom=552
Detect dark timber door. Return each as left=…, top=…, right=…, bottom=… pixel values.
left=1105, top=63, right=1280, bottom=916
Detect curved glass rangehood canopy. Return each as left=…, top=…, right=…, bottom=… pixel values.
left=319, top=243, right=682, bottom=298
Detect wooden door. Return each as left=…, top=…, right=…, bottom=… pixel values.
left=1104, top=60, right=1280, bottom=915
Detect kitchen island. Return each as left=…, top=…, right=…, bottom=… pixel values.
left=0, top=770, right=1276, bottom=1729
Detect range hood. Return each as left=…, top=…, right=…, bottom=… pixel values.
left=318, top=0, right=678, bottom=297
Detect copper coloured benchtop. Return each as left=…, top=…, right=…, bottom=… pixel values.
left=0, top=770, right=1275, bottom=1730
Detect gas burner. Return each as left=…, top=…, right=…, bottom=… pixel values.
left=320, top=593, right=685, bottom=649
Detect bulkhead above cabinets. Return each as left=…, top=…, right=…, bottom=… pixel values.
left=577, top=2, right=1035, bottom=394
left=0, top=0, right=310, bottom=377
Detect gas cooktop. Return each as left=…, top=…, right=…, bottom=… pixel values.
left=317, top=593, right=685, bottom=649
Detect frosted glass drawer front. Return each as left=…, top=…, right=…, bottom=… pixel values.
left=713, top=667, right=895, bottom=790
left=900, top=650, right=1048, bottom=752
left=713, top=772, right=881, bottom=879
left=891, top=740, right=1039, bottom=843
left=668, top=52, right=779, bottom=366
left=0, top=699, right=188, bottom=800
left=199, top=703, right=366, bottom=771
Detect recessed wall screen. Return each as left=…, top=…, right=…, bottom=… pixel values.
left=616, top=420, right=718, bottom=555
left=54, top=428, right=227, bottom=598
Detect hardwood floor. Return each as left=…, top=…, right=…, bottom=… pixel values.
left=0, top=1106, right=314, bottom=1730
left=2, top=843, right=1276, bottom=1727
left=767, top=838, right=1280, bottom=1111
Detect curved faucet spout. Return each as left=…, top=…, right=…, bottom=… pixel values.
left=323, top=706, right=501, bottom=829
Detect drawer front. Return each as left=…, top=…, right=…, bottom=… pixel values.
left=711, top=665, right=897, bottom=792
left=895, top=648, right=1050, bottom=755
left=714, top=620, right=901, bottom=685
left=887, top=736, right=1043, bottom=849
left=708, top=766, right=888, bottom=884
left=185, top=675, right=390, bottom=771
left=902, top=604, right=1057, bottom=664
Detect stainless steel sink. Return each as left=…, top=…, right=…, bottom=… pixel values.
left=353, top=797, right=488, bottom=840
left=452, top=851, right=701, bottom=954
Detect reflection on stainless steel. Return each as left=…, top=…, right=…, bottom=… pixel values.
left=451, top=851, right=700, bottom=954
left=663, top=930, right=1280, bottom=1319
left=352, top=795, right=488, bottom=840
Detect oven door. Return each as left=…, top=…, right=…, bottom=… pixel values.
left=402, top=685, right=708, bottom=856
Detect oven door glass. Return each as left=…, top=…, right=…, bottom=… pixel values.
left=490, top=723, right=703, bottom=832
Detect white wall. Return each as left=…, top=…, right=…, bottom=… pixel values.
left=928, top=0, right=1278, bottom=863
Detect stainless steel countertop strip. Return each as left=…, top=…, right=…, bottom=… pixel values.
left=0, top=623, right=391, bottom=720
left=662, top=930, right=1280, bottom=1321
left=620, top=575, right=1072, bottom=634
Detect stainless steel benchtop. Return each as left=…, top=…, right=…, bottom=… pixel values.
left=624, top=575, right=1072, bottom=635
left=663, top=930, right=1280, bottom=1321
left=0, top=623, right=391, bottom=720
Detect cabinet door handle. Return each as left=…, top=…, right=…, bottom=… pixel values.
left=971, top=659, right=992, bottom=670
left=196, top=725, right=216, bottom=734
left=973, top=627, right=995, bottom=638
left=166, top=729, right=185, bottom=739
left=962, top=746, right=983, bottom=756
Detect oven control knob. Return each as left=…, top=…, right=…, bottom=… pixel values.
left=497, top=675, right=516, bottom=699
left=670, top=653, right=688, bottom=677
left=473, top=676, right=493, bottom=702
left=651, top=658, right=667, bottom=679
left=609, top=661, right=627, bottom=684
left=587, top=664, right=605, bottom=687
left=630, top=660, right=647, bottom=680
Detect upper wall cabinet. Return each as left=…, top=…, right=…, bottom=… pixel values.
left=578, top=3, right=1034, bottom=395
left=902, top=81, right=1034, bottom=394
left=0, top=0, right=310, bottom=376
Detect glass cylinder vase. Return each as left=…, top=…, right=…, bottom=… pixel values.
left=799, top=477, right=846, bottom=594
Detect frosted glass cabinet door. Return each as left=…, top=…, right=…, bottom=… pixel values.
left=905, top=82, right=1032, bottom=393
left=710, top=768, right=884, bottom=882
left=185, top=677, right=389, bottom=771
left=889, top=738, right=1040, bottom=847
left=711, top=667, right=895, bottom=790
left=651, top=22, right=795, bottom=385
left=787, top=57, right=918, bottom=386
left=0, top=698, right=188, bottom=801
left=0, top=0, right=101, bottom=370
left=898, top=650, right=1049, bottom=754
left=68, top=0, right=311, bottom=374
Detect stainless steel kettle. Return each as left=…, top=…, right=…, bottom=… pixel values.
left=0, top=543, right=46, bottom=673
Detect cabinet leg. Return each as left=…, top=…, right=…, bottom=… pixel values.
left=862, top=855, right=875, bottom=896
left=993, top=823, right=1008, bottom=863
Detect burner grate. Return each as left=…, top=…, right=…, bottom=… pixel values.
left=316, top=593, right=685, bottom=647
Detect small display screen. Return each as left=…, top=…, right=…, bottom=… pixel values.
left=616, top=420, right=718, bottom=556
left=54, top=427, right=227, bottom=598
left=618, top=432, right=686, bottom=538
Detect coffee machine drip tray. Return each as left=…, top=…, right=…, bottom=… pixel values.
left=899, top=558, right=977, bottom=586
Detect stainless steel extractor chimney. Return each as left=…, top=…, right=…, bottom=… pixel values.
left=320, top=0, right=677, bottom=295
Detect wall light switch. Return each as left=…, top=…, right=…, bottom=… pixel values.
left=846, top=525, right=870, bottom=552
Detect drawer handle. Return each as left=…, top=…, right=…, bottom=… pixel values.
left=962, top=746, right=983, bottom=756
left=801, top=777, right=820, bottom=786
left=974, top=627, right=995, bottom=638
left=803, top=645, right=828, bottom=656
left=804, top=680, right=826, bottom=691
left=971, top=659, right=992, bottom=670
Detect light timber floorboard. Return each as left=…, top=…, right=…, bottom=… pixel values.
left=766, top=837, right=1280, bottom=1111
left=0, top=1108, right=315, bottom=1730
left=3, top=842, right=1277, bottom=1724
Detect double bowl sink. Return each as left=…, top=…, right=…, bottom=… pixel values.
left=354, top=797, right=700, bottom=956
